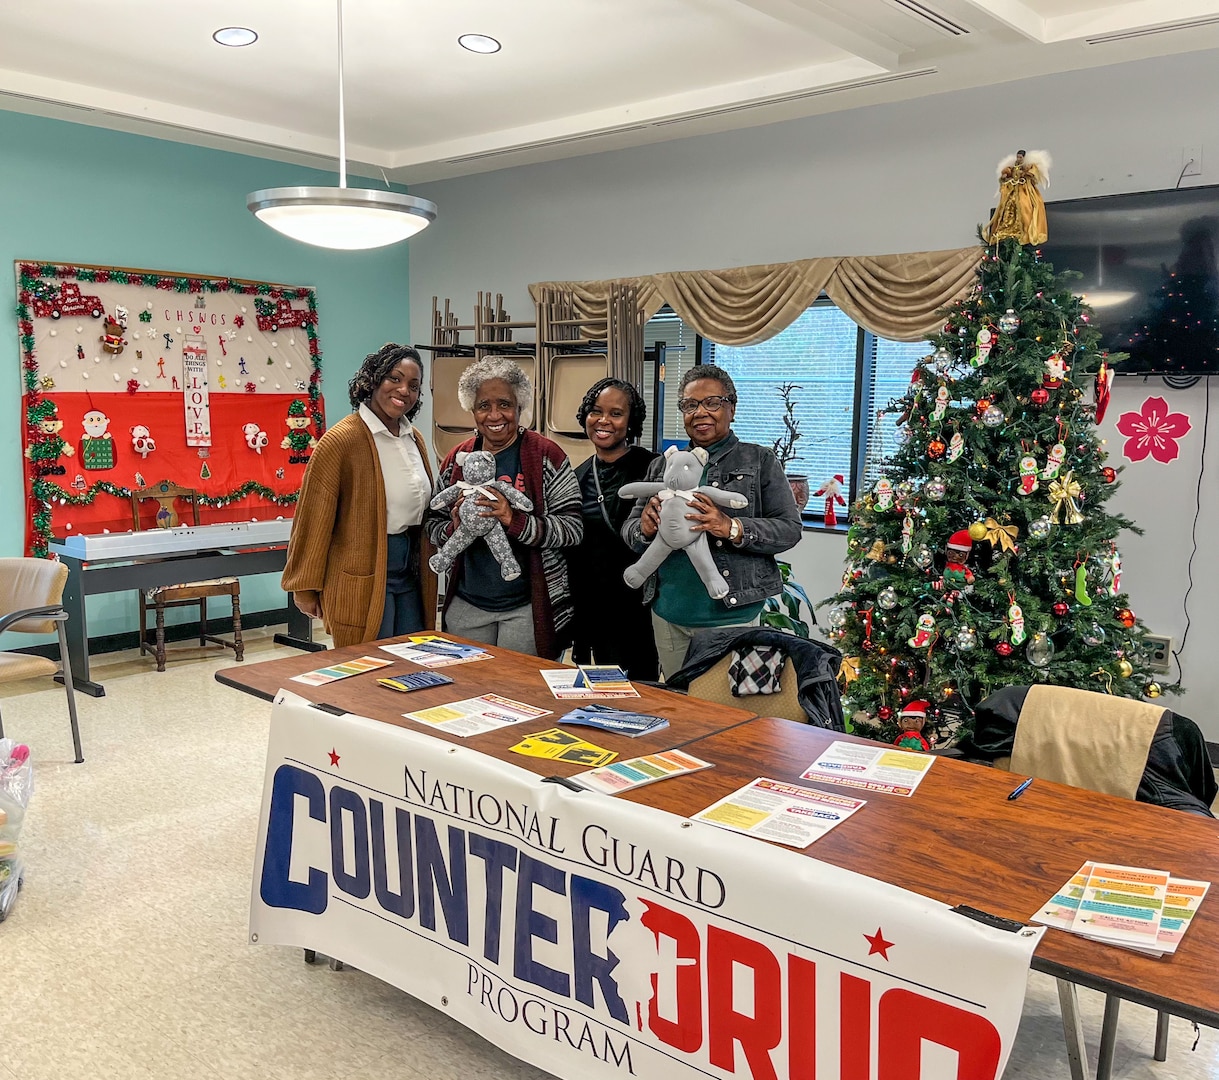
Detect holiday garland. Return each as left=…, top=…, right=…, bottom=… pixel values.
left=17, top=262, right=323, bottom=557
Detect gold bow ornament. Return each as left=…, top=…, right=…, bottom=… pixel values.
left=982, top=517, right=1019, bottom=553
left=839, top=655, right=860, bottom=687
left=1048, top=470, right=1084, bottom=525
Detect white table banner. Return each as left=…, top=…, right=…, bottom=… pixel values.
left=251, top=696, right=1043, bottom=1080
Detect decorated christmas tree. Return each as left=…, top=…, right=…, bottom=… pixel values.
left=825, top=155, right=1166, bottom=748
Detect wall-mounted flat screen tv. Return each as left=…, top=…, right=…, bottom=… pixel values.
left=1040, top=184, right=1219, bottom=375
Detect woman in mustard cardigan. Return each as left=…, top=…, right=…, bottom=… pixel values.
left=282, top=344, right=438, bottom=647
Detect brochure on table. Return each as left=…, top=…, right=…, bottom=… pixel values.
left=290, top=655, right=393, bottom=686
left=574, top=750, right=712, bottom=795
left=540, top=669, right=640, bottom=700
left=380, top=637, right=493, bottom=668
left=509, top=729, right=617, bottom=768
left=694, top=777, right=866, bottom=849
left=404, top=695, right=550, bottom=738
left=801, top=740, right=935, bottom=797
left=557, top=704, right=669, bottom=737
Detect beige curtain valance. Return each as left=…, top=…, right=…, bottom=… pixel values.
left=530, top=246, right=983, bottom=345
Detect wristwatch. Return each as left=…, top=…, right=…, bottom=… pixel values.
left=728, top=518, right=743, bottom=545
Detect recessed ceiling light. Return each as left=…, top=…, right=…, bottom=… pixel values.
left=458, top=34, right=501, bottom=54
left=213, top=27, right=258, bottom=48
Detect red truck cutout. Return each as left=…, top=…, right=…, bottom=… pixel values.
left=254, top=297, right=316, bottom=334
left=31, top=282, right=106, bottom=320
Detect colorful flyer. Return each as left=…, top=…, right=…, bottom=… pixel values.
left=693, top=777, right=866, bottom=849
left=572, top=665, right=633, bottom=691
left=509, top=728, right=617, bottom=768
left=1152, top=878, right=1210, bottom=953
left=1070, top=863, right=1169, bottom=949
left=290, top=655, right=394, bottom=686
left=540, top=668, right=640, bottom=700
left=380, top=636, right=493, bottom=668
left=404, top=694, right=551, bottom=738
left=800, top=740, right=934, bottom=797
left=1032, top=862, right=1094, bottom=931
left=573, top=750, right=712, bottom=795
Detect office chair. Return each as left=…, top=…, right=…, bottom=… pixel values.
left=0, top=558, right=83, bottom=763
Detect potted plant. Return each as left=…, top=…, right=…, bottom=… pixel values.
left=761, top=560, right=815, bottom=637
left=772, top=382, right=810, bottom=511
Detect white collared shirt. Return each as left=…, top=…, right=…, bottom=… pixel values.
left=358, top=403, right=431, bottom=534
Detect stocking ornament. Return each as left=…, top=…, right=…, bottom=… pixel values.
left=901, top=512, right=914, bottom=556
left=1041, top=442, right=1066, bottom=480
left=1008, top=599, right=1026, bottom=646
left=971, top=327, right=994, bottom=368
left=931, top=385, right=950, bottom=422
left=908, top=612, right=936, bottom=648
left=946, top=430, right=965, bottom=463
left=873, top=478, right=894, bottom=512
left=1016, top=455, right=1040, bottom=495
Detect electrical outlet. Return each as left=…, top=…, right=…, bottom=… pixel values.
left=1145, top=633, right=1172, bottom=673
left=1182, top=147, right=1203, bottom=177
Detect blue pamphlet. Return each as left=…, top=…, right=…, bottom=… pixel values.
left=558, top=704, right=669, bottom=738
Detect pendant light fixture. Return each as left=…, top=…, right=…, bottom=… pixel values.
left=247, top=0, right=436, bottom=249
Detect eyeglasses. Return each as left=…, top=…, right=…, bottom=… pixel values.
left=677, top=394, right=735, bottom=415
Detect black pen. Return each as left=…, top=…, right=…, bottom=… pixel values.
left=1007, top=777, right=1033, bottom=801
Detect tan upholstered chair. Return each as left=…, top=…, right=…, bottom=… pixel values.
left=685, top=653, right=807, bottom=724
left=131, top=482, right=244, bottom=672
left=0, top=558, right=83, bottom=762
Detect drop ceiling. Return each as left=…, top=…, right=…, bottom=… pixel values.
left=1, top=0, right=1216, bottom=183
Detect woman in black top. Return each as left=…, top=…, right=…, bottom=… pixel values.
left=570, top=378, right=660, bottom=679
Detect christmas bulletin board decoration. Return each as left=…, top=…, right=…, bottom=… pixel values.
left=16, top=262, right=326, bottom=557
left=823, top=151, right=1169, bottom=750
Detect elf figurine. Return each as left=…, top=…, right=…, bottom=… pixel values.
left=1041, top=442, right=1066, bottom=480
left=908, top=613, right=937, bottom=649
left=943, top=530, right=975, bottom=589
left=893, top=700, right=931, bottom=752
left=25, top=401, right=74, bottom=475
left=281, top=399, right=317, bottom=464
left=813, top=475, right=847, bottom=527
left=1016, top=455, right=1040, bottom=495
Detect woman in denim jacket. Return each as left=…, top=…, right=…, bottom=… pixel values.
left=622, top=364, right=803, bottom=678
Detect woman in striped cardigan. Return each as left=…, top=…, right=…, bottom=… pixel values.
left=425, top=357, right=582, bottom=659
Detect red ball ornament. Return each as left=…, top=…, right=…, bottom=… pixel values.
left=1052, top=601, right=1070, bottom=617
left=860, top=639, right=874, bottom=653
left=995, top=642, right=1013, bottom=657
left=1117, top=608, right=1136, bottom=628
left=1031, top=388, right=1050, bottom=406
left=878, top=706, right=893, bottom=721
left=1102, top=467, right=1117, bottom=483
left=928, top=439, right=946, bottom=459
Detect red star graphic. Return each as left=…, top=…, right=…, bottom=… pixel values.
left=327, top=748, right=340, bottom=767
left=865, top=927, right=894, bottom=960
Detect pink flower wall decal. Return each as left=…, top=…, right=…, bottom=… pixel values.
left=1115, top=396, right=1192, bottom=463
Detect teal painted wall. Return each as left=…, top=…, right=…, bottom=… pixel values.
left=0, top=109, right=411, bottom=638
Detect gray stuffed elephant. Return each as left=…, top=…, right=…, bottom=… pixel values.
left=428, top=450, right=534, bottom=581
left=619, top=445, right=747, bottom=599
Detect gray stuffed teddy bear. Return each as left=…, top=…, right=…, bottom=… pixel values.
left=619, top=445, right=747, bottom=599
left=428, top=450, right=534, bottom=581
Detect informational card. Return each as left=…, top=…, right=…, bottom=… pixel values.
left=573, top=665, right=632, bottom=691
left=404, top=694, right=551, bottom=738
left=509, top=728, right=617, bottom=768
left=1153, top=879, right=1210, bottom=954
left=540, top=669, right=640, bottom=700
left=558, top=704, right=669, bottom=738
left=693, top=778, right=866, bottom=850
left=380, top=636, right=493, bottom=668
left=800, top=740, right=935, bottom=797
left=290, top=655, right=393, bottom=686
left=573, top=750, right=712, bottom=795
left=1032, top=862, right=1094, bottom=931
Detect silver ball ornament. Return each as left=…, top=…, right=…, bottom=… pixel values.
left=982, top=405, right=1005, bottom=428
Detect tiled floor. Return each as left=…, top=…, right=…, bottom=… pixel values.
left=1, top=628, right=1216, bottom=1079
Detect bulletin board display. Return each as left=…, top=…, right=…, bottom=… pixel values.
left=15, top=262, right=326, bottom=556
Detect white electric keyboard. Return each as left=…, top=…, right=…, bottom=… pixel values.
left=51, top=519, right=293, bottom=561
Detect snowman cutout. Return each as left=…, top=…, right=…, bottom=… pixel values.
left=873, top=478, right=894, bottom=512
left=908, top=613, right=937, bottom=648
left=1041, top=442, right=1066, bottom=480
left=1008, top=601, right=1026, bottom=646
left=1016, top=455, right=1040, bottom=496
left=970, top=327, right=994, bottom=368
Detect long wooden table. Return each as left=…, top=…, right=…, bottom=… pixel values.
left=215, top=634, right=758, bottom=773
left=658, top=717, right=1219, bottom=1079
